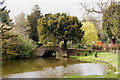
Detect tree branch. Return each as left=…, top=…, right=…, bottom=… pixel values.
left=80, top=0, right=110, bottom=14
left=81, top=3, right=101, bottom=14
left=0, top=0, right=5, bottom=5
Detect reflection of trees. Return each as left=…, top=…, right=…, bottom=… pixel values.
left=2, top=58, right=79, bottom=75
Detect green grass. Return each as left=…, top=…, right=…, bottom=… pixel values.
left=71, top=52, right=118, bottom=68
left=66, top=52, right=119, bottom=78
left=65, top=72, right=118, bottom=78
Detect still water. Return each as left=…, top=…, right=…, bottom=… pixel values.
left=2, top=58, right=109, bottom=78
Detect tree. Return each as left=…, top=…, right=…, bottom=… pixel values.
left=81, top=22, right=99, bottom=45
left=0, top=6, right=12, bottom=43
left=0, top=7, right=18, bottom=58
left=37, top=13, right=84, bottom=49
left=80, top=0, right=111, bottom=14
left=80, top=0, right=120, bottom=43
left=80, top=0, right=111, bottom=41
left=14, top=12, right=30, bottom=38
left=37, top=13, right=58, bottom=46
left=0, top=6, right=11, bottom=25
left=0, top=0, right=5, bottom=5
left=82, top=15, right=107, bottom=41
left=27, top=5, right=42, bottom=42
left=1, top=7, right=36, bottom=59
left=102, top=3, right=120, bottom=44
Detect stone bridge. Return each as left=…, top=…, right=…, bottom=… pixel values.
left=36, top=46, right=67, bottom=57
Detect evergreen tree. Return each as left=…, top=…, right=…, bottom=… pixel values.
left=27, top=5, right=42, bottom=42
left=37, top=13, right=84, bottom=49
left=0, top=7, right=18, bottom=58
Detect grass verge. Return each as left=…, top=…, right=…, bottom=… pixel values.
left=65, top=52, right=119, bottom=78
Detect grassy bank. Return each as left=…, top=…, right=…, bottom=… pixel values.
left=66, top=52, right=119, bottom=78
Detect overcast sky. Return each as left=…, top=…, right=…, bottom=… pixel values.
left=0, top=0, right=117, bottom=20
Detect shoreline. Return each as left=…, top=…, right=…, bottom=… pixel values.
left=68, top=52, right=119, bottom=78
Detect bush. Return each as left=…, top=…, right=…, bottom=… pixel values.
left=12, top=36, right=37, bottom=59
left=59, top=41, right=64, bottom=48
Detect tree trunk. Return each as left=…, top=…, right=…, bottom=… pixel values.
left=63, top=39, right=67, bottom=49
left=111, top=37, right=117, bottom=44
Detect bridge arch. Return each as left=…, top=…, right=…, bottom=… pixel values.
left=42, top=50, right=56, bottom=57
left=36, top=46, right=67, bottom=57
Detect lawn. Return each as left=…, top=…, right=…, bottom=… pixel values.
left=66, top=51, right=119, bottom=78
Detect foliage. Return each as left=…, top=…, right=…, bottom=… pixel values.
left=12, top=35, right=37, bottom=59
left=27, top=5, right=42, bottom=42
left=0, top=7, right=18, bottom=59
left=102, top=3, right=120, bottom=44
left=59, top=41, right=73, bottom=48
left=14, top=12, right=30, bottom=38
left=0, top=6, right=11, bottom=25
left=81, top=1, right=120, bottom=42
left=13, top=13, right=36, bottom=59
left=37, top=13, right=84, bottom=49
left=59, top=41, right=64, bottom=48
left=1, top=7, right=37, bottom=59
left=0, top=7, right=13, bottom=42
left=2, top=29, right=37, bottom=59
left=81, top=22, right=99, bottom=45
left=82, top=15, right=107, bottom=41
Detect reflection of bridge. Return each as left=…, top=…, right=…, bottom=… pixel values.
left=36, top=46, right=67, bottom=57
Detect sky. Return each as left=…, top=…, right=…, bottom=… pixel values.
left=0, top=0, right=117, bottom=20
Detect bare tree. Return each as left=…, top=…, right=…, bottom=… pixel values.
left=14, top=12, right=30, bottom=38
left=0, top=0, right=5, bottom=6
left=80, top=0, right=113, bottom=14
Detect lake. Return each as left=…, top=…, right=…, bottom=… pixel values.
left=2, top=57, right=110, bottom=78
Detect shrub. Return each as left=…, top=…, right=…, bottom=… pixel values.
left=12, top=36, right=37, bottom=59
left=59, top=41, right=64, bottom=48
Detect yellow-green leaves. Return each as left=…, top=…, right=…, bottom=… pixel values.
left=81, top=22, right=99, bottom=45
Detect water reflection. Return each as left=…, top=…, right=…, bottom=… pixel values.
left=2, top=58, right=109, bottom=78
